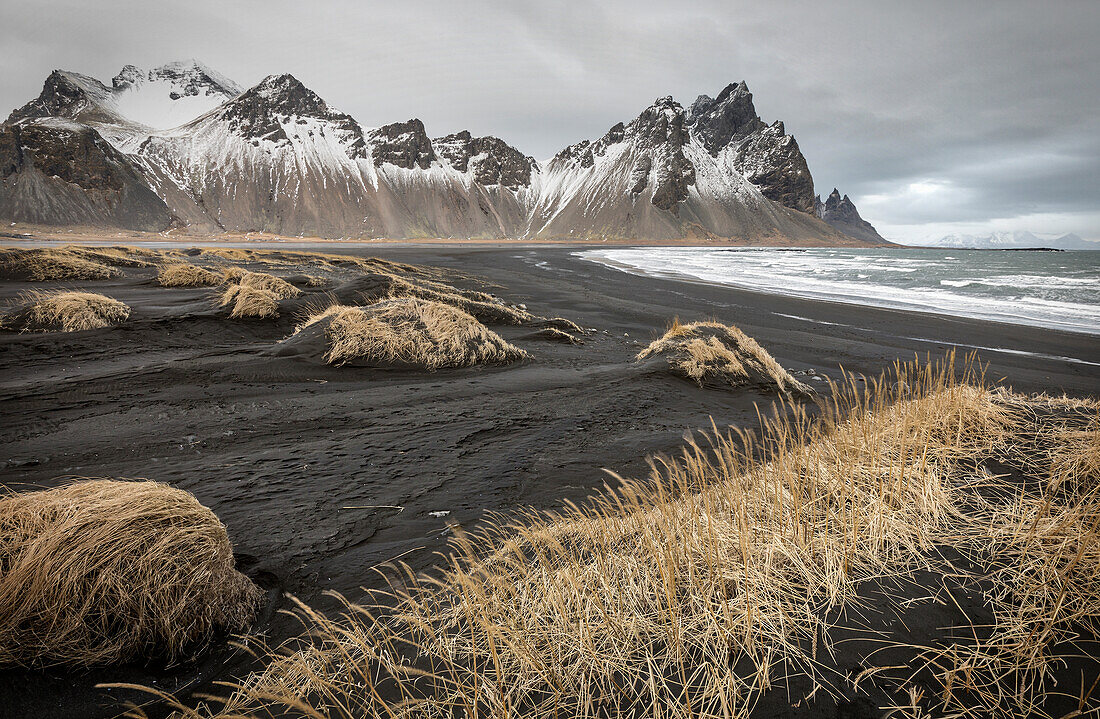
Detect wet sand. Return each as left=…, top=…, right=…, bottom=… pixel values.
left=1, top=243, right=1097, bottom=718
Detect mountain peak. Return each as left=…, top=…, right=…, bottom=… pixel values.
left=226, top=74, right=332, bottom=119
left=687, top=80, right=764, bottom=155
left=216, top=74, right=366, bottom=157
left=815, top=188, right=886, bottom=243
left=368, top=119, right=435, bottom=169
left=433, top=130, right=535, bottom=188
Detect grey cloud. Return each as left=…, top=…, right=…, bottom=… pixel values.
left=2, top=0, right=1097, bottom=240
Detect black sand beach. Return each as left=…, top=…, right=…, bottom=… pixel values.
left=1, top=243, right=1097, bottom=719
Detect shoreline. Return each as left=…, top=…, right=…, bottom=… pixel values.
left=578, top=246, right=1100, bottom=339
left=1, top=243, right=1097, bottom=717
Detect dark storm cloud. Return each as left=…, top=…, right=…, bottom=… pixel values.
left=2, top=0, right=1098, bottom=241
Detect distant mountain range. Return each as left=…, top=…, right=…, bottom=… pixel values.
left=0, top=60, right=886, bottom=244
left=921, top=231, right=1097, bottom=250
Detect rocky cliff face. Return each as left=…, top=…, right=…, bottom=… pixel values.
left=7, top=71, right=118, bottom=126
left=368, top=119, right=435, bottom=169
left=624, top=97, right=696, bottom=213
left=433, top=131, right=536, bottom=189
left=687, top=81, right=765, bottom=153
left=216, top=74, right=367, bottom=158
left=687, top=82, right=814, bottom=214
left=1, top=61, right=877, bottom=244
left=0, top=118, right=173, bottom=230
left=814, top=188, right=886, bottom=244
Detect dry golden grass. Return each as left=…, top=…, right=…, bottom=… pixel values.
left=0, top=479, right=261, bottom=668
left=63, top=244, right=165, bottom=268
left=221, top=266, right=249, bottom=283
left=0, top=246, right=117, bottom=281
left=126, top=354, right=1100, bottom=719
left=158, top=263, right=224, bottom=287
left=228, top=271, right=302, bottom=300
left=294, top=298, right=528, bottom=369
left=220, top=285, right=280, bottom=319
left=0, top=245, right=174, bottom=282
left=1, top=290, right=130, bottom=332
left=387, top=275, right=532, bottom=325
left=218, top=271, right=302, bottom=319
left=638, top=318, right=812, bottom=396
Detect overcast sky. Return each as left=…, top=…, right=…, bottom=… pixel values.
left=3, top=0, right=1098, bottom=243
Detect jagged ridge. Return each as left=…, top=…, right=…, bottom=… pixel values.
left=0, top=62, right=884, bottom=244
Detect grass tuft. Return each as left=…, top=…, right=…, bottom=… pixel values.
left=638, top=319, right=812, bottom=396
left=157, top=263, right=224, bottom=287
left=293, top=298, right=529, bottom=369
left=2, top=290, right=130, bottom=332
left=218, top=271, right=301, bottom=319
left=0, top=479, right=261, bottom=668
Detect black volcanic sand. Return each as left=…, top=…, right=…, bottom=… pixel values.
left=1, top=243, right=1097, bottom=719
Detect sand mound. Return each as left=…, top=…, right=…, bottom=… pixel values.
left=637, top=319, right=812, bottom=396
left=280, top=298, right=529, bottom=369
left=0, top=480, right=261, bottom=668
left=1, top=290, right=130, bottom=332
left=158, top=263, right=224, bottom=287
left=219, top=271, right=302, bottom=319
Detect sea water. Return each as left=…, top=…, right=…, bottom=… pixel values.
left=579, top=247, right=1100, bottom=336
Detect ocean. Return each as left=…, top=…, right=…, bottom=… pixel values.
left=579, top=247, right=1100, bottom=336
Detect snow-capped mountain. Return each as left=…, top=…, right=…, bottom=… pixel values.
left=927, top=231, right=1097, bottom=250
left=814, top=188, right=885, bottom=244
left=1, top=62, right=886, bottom=244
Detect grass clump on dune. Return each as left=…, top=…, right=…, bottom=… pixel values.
left=0, top=479, right=261, bottom=668
left=639, top=318, right=812, bottom=396
left=218, top=271, right=301, bottom=319
left=1, top=290, right=130, bottom=332
left=0, top=246, right=118, bottom=281
left=147, top=354, right=1100, bottom=719
left=387, top=275, right=533, bottom=325
left=292, top=298, right=528, bottom=369
left=157, top=263, right=224, bottom=287
left=0, top=245, right=169, bottom=282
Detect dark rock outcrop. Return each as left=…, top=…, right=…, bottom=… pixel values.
left=688, top=82, right=815, bottom=214
left=6, top=71, right=114, bottom=125
left=687, top=81, right=765, bottom=154
left=628, top=97, right=696, bottom=213
left=814, top=188, right=886, bottom=244
left=368, top=119, right=435, bottom=169
left=732, top=121, right=815, bottom=214
left=0, top=119, right=173, bottom=230
left=433, top=131, right=536, bottom=188
left=219, top=74, right=367, bottom=158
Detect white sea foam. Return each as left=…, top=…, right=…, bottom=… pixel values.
left=579, top=247, right=1100, bottom=336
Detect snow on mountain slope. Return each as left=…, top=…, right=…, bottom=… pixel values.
left=530, top=96, right=841, bottom=242
left=8, top=60, right=241, bottom=138
left=2, top=62, right=871, bottom=243
left=111, top=60, right=242, bottom=131
left=134, top=74, right=528, bottom=237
